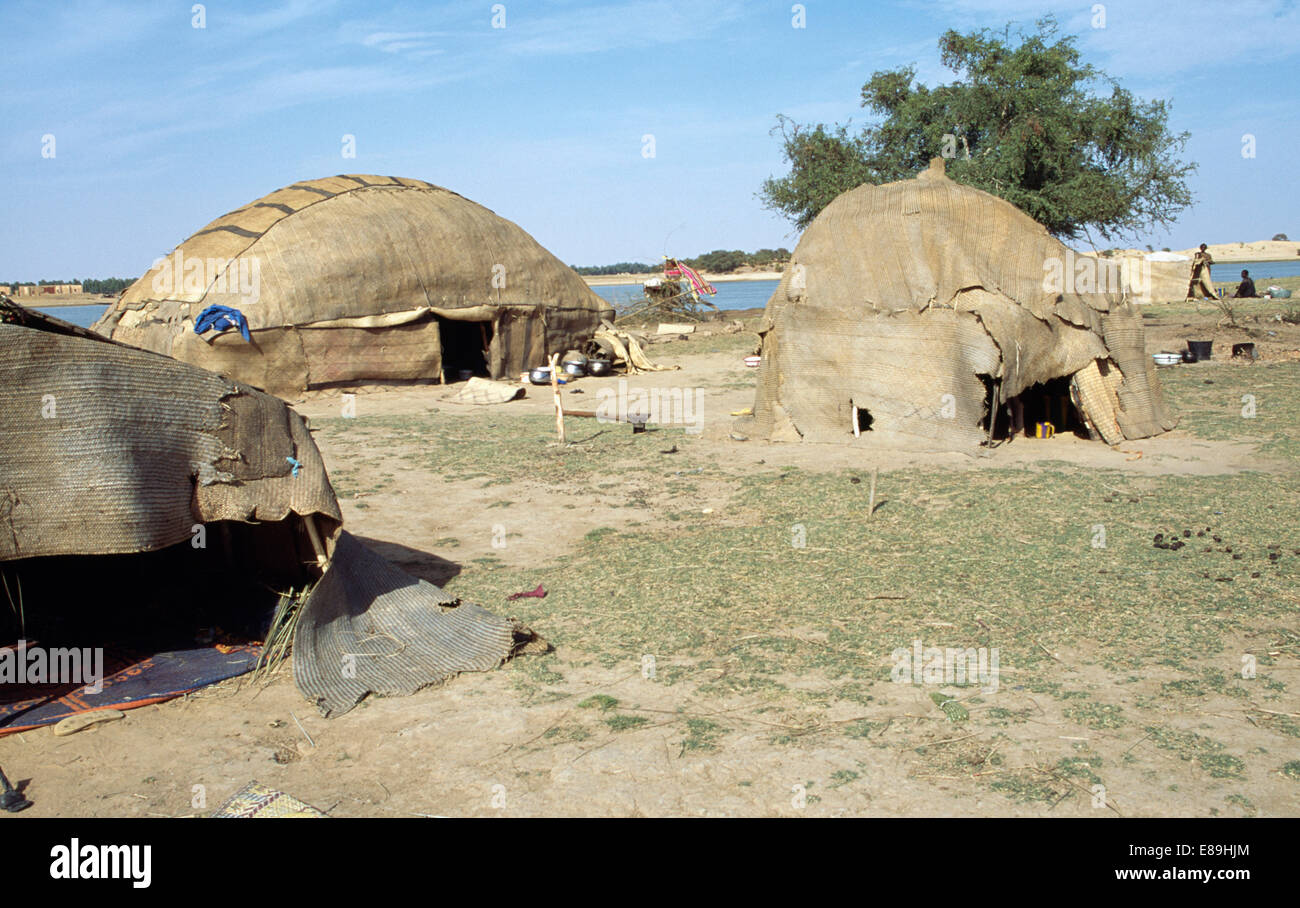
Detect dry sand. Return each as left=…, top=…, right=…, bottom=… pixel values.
left=5, top=308, right=1299, bottom=817
left=1103, top=240, right=1300, bottom=263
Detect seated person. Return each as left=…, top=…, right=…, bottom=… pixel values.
left=1234, top=270, right=1258, bottom=298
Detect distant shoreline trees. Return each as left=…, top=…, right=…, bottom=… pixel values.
left=3, top=277, right=134, bottom=294
left=571, top=248, right=791, bottom=276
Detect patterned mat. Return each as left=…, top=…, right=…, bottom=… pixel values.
left=211, top=781, right=327, bottom=818
left=0, top=644, right=261, bottom=735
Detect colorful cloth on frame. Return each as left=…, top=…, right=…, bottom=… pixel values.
left=664, top=261, right=717, bottom=298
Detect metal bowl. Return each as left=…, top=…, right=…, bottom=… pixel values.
left=529, top=366, right=553, bottom=384
left=562, top=360, right=586, bottom=377
left=587, top=359, right=611, bottom=376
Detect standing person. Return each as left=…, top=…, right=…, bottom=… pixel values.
left=1186, top=243, right=1217, bottom=299
left=1234, top=269, right=1258, bottom=298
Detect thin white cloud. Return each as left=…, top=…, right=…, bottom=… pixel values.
left=361, top=30, right=450, bottom=54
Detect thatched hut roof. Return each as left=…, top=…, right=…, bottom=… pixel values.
left=1, top=301, right=341, bottom=559
left=95, top=174, right=612, bottom=393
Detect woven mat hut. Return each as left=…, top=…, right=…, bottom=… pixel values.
left=751, top=159, right=1177, bottom=448
left=1, top=301, right=522, bottom=722
left=94, top=175, right=612, bottom=395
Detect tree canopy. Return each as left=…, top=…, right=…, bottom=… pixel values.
left=760, top=17, right=1195, bottom=242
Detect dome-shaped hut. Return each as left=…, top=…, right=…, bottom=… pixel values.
left=94, top=175, right=613, bottom=395
left=751, top=159, right=1176, bottom=448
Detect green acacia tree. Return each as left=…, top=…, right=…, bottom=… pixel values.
left=760, top=17, right=1195, bottom=241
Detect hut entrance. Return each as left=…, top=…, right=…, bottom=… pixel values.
left=1013, top=376, right=1085, bottom=438
left=851, top=401, right=874, bottom=437
left=986, top=376, right=1086, bottom=440
left=437, top=317, right=493, bottom=382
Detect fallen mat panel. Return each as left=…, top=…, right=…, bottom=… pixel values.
left=445, top=376, right=525, bottom=405
left=0, top=644, right=260, bottom=736
left=293, top=531, right=517, bottom=717
left=211, top=780, right=327, bottom=818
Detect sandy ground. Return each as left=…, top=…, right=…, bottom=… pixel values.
left=1106, top=240, right=1300, bottom=264
left=7, top=293, right=117, bottom=308
left=4, top=314, right=1298, bottom=818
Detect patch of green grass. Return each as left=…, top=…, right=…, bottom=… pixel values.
left=842, top=719, right=884, bottom=739
left=578, top=694, right=619, bottom=711
left=680, top=718, right=725, bottom=752
left=1225, top=793, right=1255, bottom=814
left=1258, top=715, right=1300, bottom=738
left=543, top=724, right=591, bottom=742
left=828, top=769, right=860, bottom=789
left=309, top=357, right=1300, bottom=807
left=604, top=714, right=650, bottom=732
left=1280, top=761, right=1300, bottom=780
left=1146, top=726, right=1246, bottom=779
left=990, top=772, right=1064, bottom=805
left=1199, top=753, right=1247, bottom=779
left=1064, top=701, right=1127, bottom=729
left=1055, top=756, right=1103, bottom=785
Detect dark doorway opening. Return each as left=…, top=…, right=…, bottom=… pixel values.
left=1015, top=376, right=1085, bottom=438
left=437, top=317, right=493, bottom=382
left=986, top=376, right=1086, bottom=440
left=854, top=405, right=873, bottom=435
left=0, top=519, right=314, bottom=654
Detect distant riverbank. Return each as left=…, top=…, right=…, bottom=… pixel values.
left=584, top=270, right=783, bottom=287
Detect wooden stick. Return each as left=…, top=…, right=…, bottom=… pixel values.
left=548, top=352, right=566, bottom=444
left=867, top=467, right=878, bottom=519
left=302, top=514, right=330, bottom=571
left=986, top=380, right=1001, bottom=446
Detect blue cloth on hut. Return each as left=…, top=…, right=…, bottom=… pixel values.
left=194, top=304, right=251, bottom=342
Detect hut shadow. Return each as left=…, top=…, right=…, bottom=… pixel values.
left=353, top=536, right=463, bottom=587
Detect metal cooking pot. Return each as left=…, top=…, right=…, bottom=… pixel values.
left=562, top=360, right=586, bottom=377
left=529, top=366, right=553, bottom=385
left=587, top=359, right=611, bottom=376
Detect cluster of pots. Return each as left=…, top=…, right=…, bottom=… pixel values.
left=528, top=353, right=612, bottom=384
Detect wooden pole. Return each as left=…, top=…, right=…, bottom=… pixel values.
left=302, top=514, right=330, bottom=571
left=548, top=352, right=566, bottom=444
left=986, top=380, right=1001, bottom=447
left=867, top=467, right=878, bottom=520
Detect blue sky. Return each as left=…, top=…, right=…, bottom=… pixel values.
left=2, top=0, right=1297, bottom=280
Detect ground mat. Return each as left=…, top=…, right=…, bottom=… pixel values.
left=0, top=644, right=261, bottom=735
left=293, top=531, right=518, bottom=717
